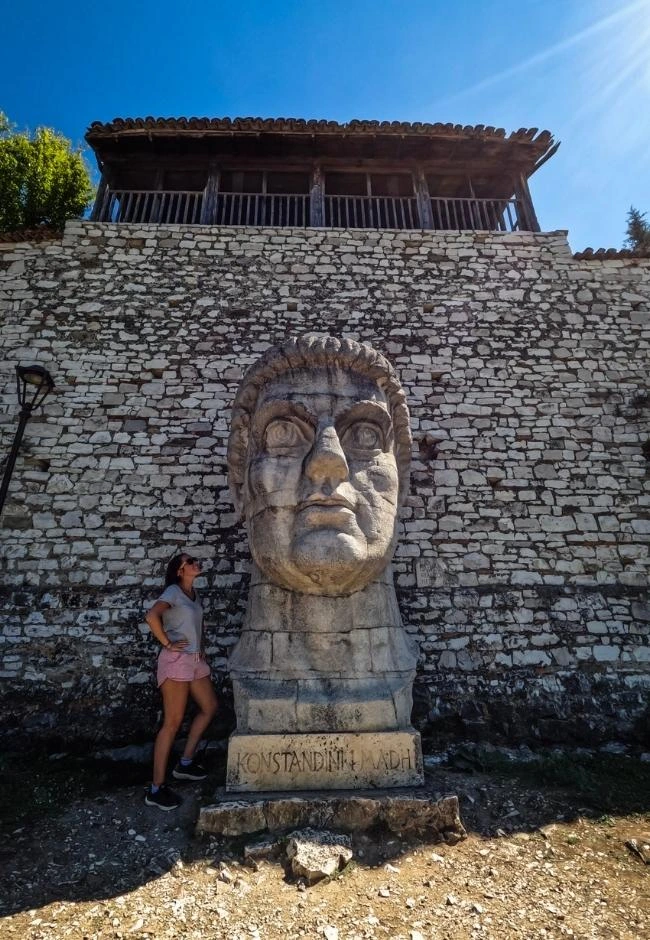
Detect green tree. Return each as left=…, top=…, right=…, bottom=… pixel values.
left=0, top=113, right=94, bottom=233
left=624, top=206, right=650, bottom=253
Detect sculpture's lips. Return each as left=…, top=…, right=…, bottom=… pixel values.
left=298, top=495, right=355, bottom=513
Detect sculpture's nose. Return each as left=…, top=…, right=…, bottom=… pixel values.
left=305, top=424, right=349, bottom=487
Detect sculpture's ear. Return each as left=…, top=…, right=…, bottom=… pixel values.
left=227, top=414, right=249, bottom=522
left=230, top=482, right=244, bottom=521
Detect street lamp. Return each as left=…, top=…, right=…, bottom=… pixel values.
left=0, top=364, right=55, bottom=518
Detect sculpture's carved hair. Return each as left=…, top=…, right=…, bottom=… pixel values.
left=227, top=334, right=412, bottom=514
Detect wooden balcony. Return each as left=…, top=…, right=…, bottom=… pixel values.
left=429, top=197, right=531, bottom=232
left=323, top=195, right=420, bottom=229
left=215, top=193, right=310, bottom=226
left=98, top=189, right=204, bottom=224
left=93, top=188, right=536, bottom=232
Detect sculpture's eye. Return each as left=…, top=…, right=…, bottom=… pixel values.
left=264, top=418, right=308, bottom=452
left=342, top=421, right=383, bottom=453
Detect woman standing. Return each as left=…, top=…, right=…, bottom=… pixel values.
left=144, top=552, right=218, bottom=810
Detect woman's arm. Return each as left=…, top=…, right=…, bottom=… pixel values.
left=145, top=600, right=188, bottom=652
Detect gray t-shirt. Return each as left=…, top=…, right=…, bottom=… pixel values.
left=159, top=584, right=203, bottom=654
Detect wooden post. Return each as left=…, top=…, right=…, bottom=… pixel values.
left=466, top=175, right=480, bottom=230
left=309, top=164, right=324, bottom=227
left=90, top=174, right=108, bottom=221
left=516, top=173, right=540, bottom=232
left=148, top=168, right=164, bottom=224
left=201, top=164, right=220, bottom=225
left=414, top=168, right=433, bottom=229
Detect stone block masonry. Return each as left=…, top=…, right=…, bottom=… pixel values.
left=0, top=222, right=648, bottom=747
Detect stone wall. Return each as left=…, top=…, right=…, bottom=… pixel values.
left=1, top=221, right=648, bottom=748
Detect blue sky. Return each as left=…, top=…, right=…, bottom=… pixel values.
left=3, top=0, right=649, bottom=250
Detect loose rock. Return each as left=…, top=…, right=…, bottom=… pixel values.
left=285, top=828, right=353, bottom=885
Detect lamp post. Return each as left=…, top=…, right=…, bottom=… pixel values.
left=0, top=364, right=55, bottom=519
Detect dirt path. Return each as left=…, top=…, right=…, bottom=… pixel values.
left=1, top=754, right=648, bottom=939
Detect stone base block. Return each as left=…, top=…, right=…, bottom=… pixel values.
left=197, top=790, right=466, bottom=843
left=226, top=730, right=423, bottom=792
left=232, top=674, right=414, bottom=733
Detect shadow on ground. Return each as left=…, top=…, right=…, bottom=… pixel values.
left=1, top=744, right=649, bottom=918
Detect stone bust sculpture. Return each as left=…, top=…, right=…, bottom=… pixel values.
left=227, top=334, right=418, bottom=736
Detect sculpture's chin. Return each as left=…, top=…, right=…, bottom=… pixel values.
left=292, top=529, right=367, bottom=593
left=252, top=529, right=388, bottom=596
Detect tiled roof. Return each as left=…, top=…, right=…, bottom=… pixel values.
left=0, top=227, right=62, bottom=244
left=86, top=116, right=553, bottom=148
left=573, top=247, right=650, bottom=260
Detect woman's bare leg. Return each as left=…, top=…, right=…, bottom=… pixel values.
left=152, top=680, right=190, bottom=786
left=182, top=676, right=218, bottom=760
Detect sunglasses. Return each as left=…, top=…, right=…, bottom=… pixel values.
left=182, top=557, right=201, bottom=567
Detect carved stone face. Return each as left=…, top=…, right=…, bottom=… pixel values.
left=243, top=367, right=401, bottom=595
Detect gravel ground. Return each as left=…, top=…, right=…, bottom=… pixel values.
left=1, top=752, right=648, bottom=939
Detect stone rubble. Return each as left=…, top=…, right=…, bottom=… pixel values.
left=285, top=828, right=353, bottom=884
left=1, top=762, right=649, bottom=939
left=625, top=837, right=650, bottom=864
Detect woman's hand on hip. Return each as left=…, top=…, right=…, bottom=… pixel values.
left=167, top=638, right=189, bottom=652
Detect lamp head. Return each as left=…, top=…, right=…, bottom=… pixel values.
left=16, top=364, right=55, bottom=410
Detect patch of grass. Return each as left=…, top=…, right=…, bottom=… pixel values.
left=336, top=859, right=357, bottom=879
left=598, top=814, right=616, bottom=827
left=463, top=750, right=650, bottom=814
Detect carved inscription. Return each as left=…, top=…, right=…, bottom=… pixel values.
left=235, top=746, right=415, bottom=777
left=226, top=732, right=425, bottom=791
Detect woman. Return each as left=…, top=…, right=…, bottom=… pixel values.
left=144, top=552, right=218, bottom=810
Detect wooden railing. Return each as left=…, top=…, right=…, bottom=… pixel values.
left=94, top=188, right=533, bottom=232
left=430, top=197, right=525, bottom=232
left=98, top=190, right=204, bottom=224
left=324, top=195, right=420, bottom=229
left=214, top=193, right=309, bottom=226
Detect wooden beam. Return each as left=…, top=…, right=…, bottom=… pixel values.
left=516, top=173, right=540, bottom=232
left=91, top=135, right=545, bottom=173
left=90, top=174, right=108, bottom=221
left=309, top=164, right=324, bottom=227
left=414, top=167, right=433, bottom=229
left=94, top=151, right=535, bottom=181
left=201, top=163, right=220, bottom=224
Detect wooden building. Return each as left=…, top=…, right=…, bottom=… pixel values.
left=86, top=117, right=558, bottom=232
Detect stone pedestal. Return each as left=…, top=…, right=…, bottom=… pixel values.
left=226, top=730, right=423, bottom=792
left=197, top=789, right=466, bottom=843
left=225, top=337, right=424, bottom=796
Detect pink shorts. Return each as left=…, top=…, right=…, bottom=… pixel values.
left=157, top=649, right=211, bottom=686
